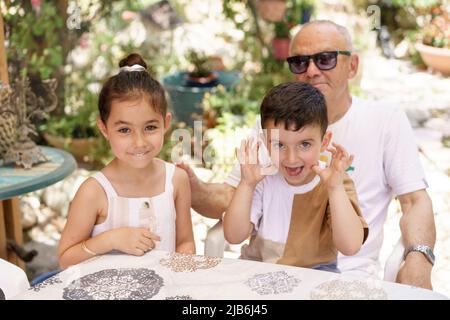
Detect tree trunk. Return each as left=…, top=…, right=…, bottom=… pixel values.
left=0, top=10, right=9, bottom=86
left=53, top=0, right=70, bottom=116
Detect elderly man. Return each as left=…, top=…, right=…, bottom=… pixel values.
left=178, top=20, right=436, bottom=289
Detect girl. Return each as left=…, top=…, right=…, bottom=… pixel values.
left=58, top=53, right=195, bottom=269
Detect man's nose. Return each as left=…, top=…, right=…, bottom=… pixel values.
left=305, top=58, right=322, bottom=78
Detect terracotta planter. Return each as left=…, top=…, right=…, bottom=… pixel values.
left=44, top=133, right=99, bottom=162
left=255, top=0, right=287, bottom=22
left=415, top=43, right=450, bottom=76
left=272, top=38, right=291, bottom=60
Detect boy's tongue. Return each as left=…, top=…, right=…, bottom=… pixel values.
left=285, top=166, right=302, bottom=176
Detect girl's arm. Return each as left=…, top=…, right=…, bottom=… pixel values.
left=173, top=168, right=196, bottom=254
left=59, top=178, right=159, bottom=269
left=58, top=178, right=113, bottom=269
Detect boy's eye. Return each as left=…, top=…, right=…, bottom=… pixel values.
left=271, top=142, right=283, bottom=149
left=299, top=142, right=311, bottom=150
left=118, top=128, right=130, bottom=134
left=145, top=125, right=157, bottom=131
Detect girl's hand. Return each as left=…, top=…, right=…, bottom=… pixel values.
left=110, top=227, right=161, bottom=256
left=237, top=138, right=266, bottom=187
left=312, top=142, right=354, bottom=189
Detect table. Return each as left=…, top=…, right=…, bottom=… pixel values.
left=0, top=146, right=76, bottom=269
left=12, top=250, right=447, bottom=300
left=0, top=258, right=29, bottom=299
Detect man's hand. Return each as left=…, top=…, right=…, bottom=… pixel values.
left=176, top=162, right=201, bottom=190
left=396, top=252, right=433, bottom=290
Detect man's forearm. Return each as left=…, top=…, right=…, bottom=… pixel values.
left=191, top=181, right=235, bottom=219
left=396, top=190, right=435, bottom=289
left=399, top=190, right=436, bottom=250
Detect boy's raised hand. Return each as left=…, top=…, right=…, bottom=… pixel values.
left=312, top=142, right=354, bottom=189
left=110, top=227, right=161, bottom=256
left=237, top=138, right=266, bottom=187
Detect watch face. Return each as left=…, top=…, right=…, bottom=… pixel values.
left=405, top=245, right=435, bottom=265
left=426, top=247, right=435, bottom=261
left=417, top=245, right=435, bottom=264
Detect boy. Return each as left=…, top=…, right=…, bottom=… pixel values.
left=223, top=82, right=368, bottom=272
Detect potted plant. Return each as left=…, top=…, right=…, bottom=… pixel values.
left=300, top=0, right=314, bottom=24
left=272, top=21, right=291, bottom=60
left=185, top=49, right=219, bottom=87
left=415, top=3, right=450, bottom=75
left=163, top=50, right=240, bottom=127
left=39, top=93, right=100, bottom=164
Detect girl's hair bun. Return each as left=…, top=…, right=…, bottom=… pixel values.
left=119, top=53, right=147, bottom=70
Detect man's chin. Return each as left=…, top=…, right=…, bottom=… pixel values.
left=312, top=83, right=328, bottom=89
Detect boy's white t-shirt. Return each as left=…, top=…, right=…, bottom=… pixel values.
left=249, top=174, right=321, bottom=243
left=225, top=97, right=428, bottom=276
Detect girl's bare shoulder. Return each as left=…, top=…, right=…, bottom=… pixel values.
left=72, top=176, right=107, bottom=205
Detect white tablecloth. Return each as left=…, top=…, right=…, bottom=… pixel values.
left=12, top=250, right=447, bottom=300
left=0, top=258, right=30, bottom=299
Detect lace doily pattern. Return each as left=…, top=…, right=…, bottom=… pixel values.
left=62, top=268, right=163, bottom=300
left=244, top=271, right=301, bottom=295
left=30, top=275, right=63, bottom=292
left=160, top=252, right=221, bottom=272
left=311, top=279, right=388, bottom=300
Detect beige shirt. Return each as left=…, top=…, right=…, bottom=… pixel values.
left=241, top=174, right=368, bottom=268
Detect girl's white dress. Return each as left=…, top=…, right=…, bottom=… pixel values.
left=90, top=162, right=176, bottom=252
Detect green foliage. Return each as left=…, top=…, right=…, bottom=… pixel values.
left=274, top=21, right=291, bottom=38
left=390, top=0, right=439, bottom=8
left=204, top=85, right=259, bottom=117
left=442, top=136, right=450, bottom=149
left=4, top=2, right=63, bottom=79
left=222, top=0, right=267, bottom=70
left=89, top=137, right=114, bottom=167
left=39, top=92, right=98, bottom=139
left=185, top=49, right=212, bottom=77
left=32, top=0, right=179, bottom=166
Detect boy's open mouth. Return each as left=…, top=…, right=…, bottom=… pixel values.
left=284, top=166, right=304, bottom=176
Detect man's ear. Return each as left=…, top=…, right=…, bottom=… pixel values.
left=164, top=112, right=172, bottom=132
left=320, top=131, right=332, bottom=152
left=348, top=53, right=359, bottom=79
left=96, top=117, right=108, bottom=140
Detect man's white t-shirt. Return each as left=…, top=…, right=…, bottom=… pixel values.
left=225, top=97, right=428, bottom=277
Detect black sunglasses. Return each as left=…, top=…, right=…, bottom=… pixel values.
left=286, top=51, right=352, bottom=74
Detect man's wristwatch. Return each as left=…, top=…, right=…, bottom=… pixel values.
left=403, top=245, right=435, bottom=266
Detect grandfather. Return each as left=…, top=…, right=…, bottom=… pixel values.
left=179, top=20, right=436, bottom=289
